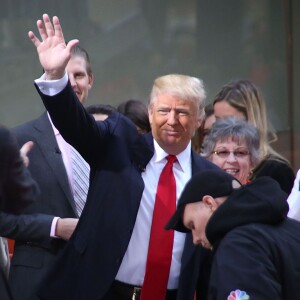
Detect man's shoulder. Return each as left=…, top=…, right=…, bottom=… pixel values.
left=13, top=113, right=50, bottom=137
left=192, top=152, right=220, bottom=170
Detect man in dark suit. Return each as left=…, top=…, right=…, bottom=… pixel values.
left=8, top=44, right=94, bottom=300
left=0, top=125, right=39, bottom=300
left=29, top=14, right=218, bottom=300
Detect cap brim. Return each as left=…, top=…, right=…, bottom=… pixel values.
left=165, top=206, right=190, bottom=233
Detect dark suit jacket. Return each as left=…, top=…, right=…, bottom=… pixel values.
left=36, top=82, right=218, bottom=300
left=0, top=125, right=39, bottom=300
left=7, top=113, right=78, bottom=300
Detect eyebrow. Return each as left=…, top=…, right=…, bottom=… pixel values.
left=157, top=106, right=192, bottom=113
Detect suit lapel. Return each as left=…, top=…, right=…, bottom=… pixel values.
left=33, top=113, right=76, bottom=214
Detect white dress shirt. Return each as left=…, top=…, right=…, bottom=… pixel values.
left=48, top=113, right=77, bottom=236
left=116, top=140, right=191, bottom=289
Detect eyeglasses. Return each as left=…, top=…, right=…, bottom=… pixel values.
left=212, top=149, right=249, bottom=159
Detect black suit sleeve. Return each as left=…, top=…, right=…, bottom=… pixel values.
left=0, top=211, right=54, bottom=243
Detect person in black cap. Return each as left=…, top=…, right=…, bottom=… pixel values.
left=166, top=169, right=300, bottom=300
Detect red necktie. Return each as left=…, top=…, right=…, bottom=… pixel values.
left=141, top=155, right=177, bottom=300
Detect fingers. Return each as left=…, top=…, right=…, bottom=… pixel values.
left=52, top=16, right=64, bottom=40
left=28, top=31, right=41, bottom=47
left=43, top=14, right=55, bottom=37
left=21, top=141, right=34, bottom=156
left=28, top=17, right=47, bottom=47
left=37, top=17, right=48, bottom=42
left=66, top=39, right=80, bottom=53
left=28, top=14, right=63, bottom=46
left=20, top=141, right=34, bottom=167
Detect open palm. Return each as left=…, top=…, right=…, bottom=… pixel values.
left=28, top=14, right=79, bottom=80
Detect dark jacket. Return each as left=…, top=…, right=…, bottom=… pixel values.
left=0, top=125, right=39, bottom=300
left=0, top=125, right=38, bottom=214
left=35, top=81, right=218, bottom=300
left=9, top=113, right=77, bottom=300
left=205, top=177, right=300, bottom=300
left=251, top=156, right=295, bottom=194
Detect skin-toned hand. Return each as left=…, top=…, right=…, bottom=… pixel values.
left=20, top=141, right=34, bottom=167
left=56, top=218, right=79, bottom=241
left=28, top=14, right=79, bottom=80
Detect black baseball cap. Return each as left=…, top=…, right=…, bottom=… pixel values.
left=165, top=169, right=241, bottom=232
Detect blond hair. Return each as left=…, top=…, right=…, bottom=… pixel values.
left=213, top=79, right=288, bottom=163
left=149, top=74, right=206, bottom=120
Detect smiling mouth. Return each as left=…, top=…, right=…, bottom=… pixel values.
left=224, top=169, right=239, bottom=174
left=164, top=130, right=179, bottom=136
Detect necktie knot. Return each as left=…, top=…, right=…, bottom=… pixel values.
left=166, top=155, right=177, bottom=164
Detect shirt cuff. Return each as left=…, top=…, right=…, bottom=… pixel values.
left=50, top=217, right=61, bottom=238
left=35, top=72, right=68, bottom=96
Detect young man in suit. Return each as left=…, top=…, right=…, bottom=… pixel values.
left=8, top=44, right=94, bottom=300
left=28, top=14, right=218, bottom=300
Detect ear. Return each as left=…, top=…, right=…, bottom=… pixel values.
left=195, top=115, right=203, bottom=130
left=148, top=106, right=153, bottom=125
left=202, top=195, right=218, bottom=212
left=88, top=73, right=94, bottom=89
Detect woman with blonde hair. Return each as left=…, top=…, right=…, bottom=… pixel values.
left=213, top=79, right=294, bottom=193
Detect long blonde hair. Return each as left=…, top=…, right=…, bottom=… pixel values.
left=213, top=79, right=289, bottom=164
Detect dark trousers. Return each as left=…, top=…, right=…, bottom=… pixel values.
left=0, top=268, right=13, bottom=300
left=103, top=280, right=178, bottom=300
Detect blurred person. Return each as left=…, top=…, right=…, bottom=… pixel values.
left=9, top=44, right=93, bottom=300
left=0, top=237, right=9, bottom=277
left=166, top=169, right=300, bottom=300
left=202, top=103, right=215, bottom=137
left=0, top=127, right=38, bottom=210
left=213, top=79, right=294, bottom=193
left=201, top=117, right=260, bottom=185
left=86, top=104, right=116, bottom=121
left=28, top=14, right=219, bottom=300
left=117, top=99, right=151, bottom=134
left=0, top=140, right=35, bottom=277
left=192, top=103, right=215, bottom=154
left=0, top=125, right=39, bottom=300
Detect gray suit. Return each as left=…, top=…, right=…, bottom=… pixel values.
left=9, top=112, right=78, bottom=300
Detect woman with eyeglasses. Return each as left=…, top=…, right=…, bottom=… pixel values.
left=212, top=79, right=294, bottom=193
left=201, top=117, right=260, bottom=185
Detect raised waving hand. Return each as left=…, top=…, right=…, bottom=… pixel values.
left=28, top=14, right=79, bottom=80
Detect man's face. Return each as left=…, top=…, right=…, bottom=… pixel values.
left=66, top=55, right=94, bottom=103
left=183, top=201, right=212, bottom=249
left=149, top=93, right=201, bottom=155
left=182, top=195, right=227, bottom=249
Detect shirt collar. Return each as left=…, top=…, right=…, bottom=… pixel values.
left=153, top=139, right=192, bottom=172
left=47, top=112, right=60, bottom=136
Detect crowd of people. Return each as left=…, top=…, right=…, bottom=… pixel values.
left=0, top=13, right=299, bottom=300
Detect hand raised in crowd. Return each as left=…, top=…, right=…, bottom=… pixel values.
left=20, top=141, right=34, bottom=167
left=28, top=14, right=79, bottom=80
